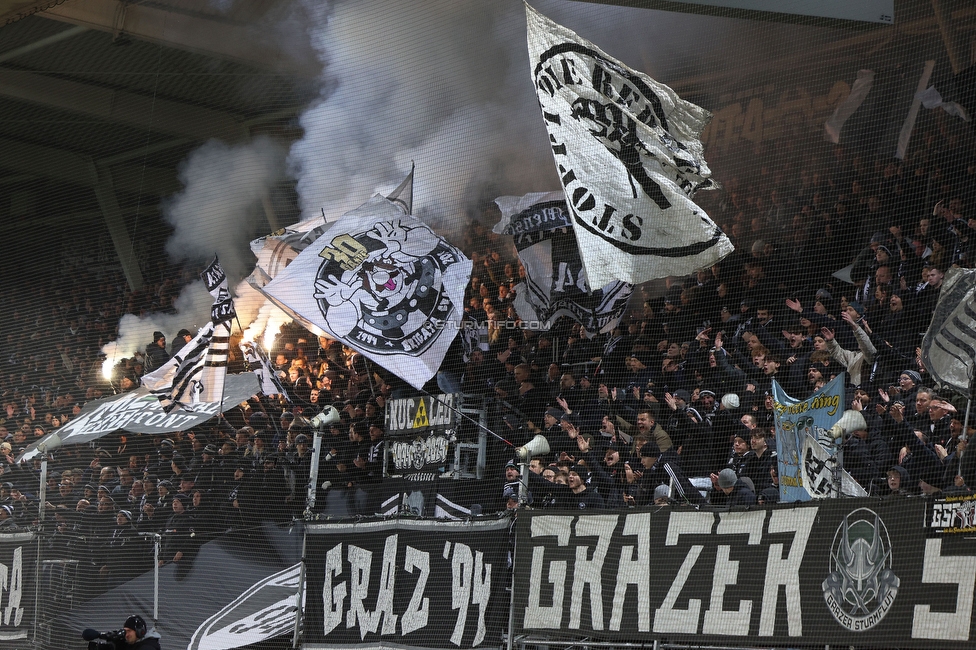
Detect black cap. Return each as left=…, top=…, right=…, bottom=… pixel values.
left=638, top=440, right=661, bottom=458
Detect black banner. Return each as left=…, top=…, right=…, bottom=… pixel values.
left=0, top=533, right=34, bottom=647
left=304, top=517, right=511, bottom=649
left=384, top=394, right=460, bottom=479
left=513, top=499, right=976, bottom=647
left=385, top=394, right=458, bottom=436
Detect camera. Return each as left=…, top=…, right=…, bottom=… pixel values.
left=85, top=628, right=125, bottom=650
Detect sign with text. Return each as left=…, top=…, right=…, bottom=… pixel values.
left=385, top=394, right=458, bottom=437
left=384, top=394, right=459, bottom=479
left=513, top=500, right=976, bottom=646
left=303, top=517, right=510, bottom=649
left=0, top=533, right=33, bottom=648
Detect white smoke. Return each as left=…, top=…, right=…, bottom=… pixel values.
left=102, top=0, right=733, bottom=358
left=101, top=137, right=286, bottom=366
left=288, top=0, right=555, bottom=233
left=100, top=281, right=214, bottom=379
left=163, top=136, right=286, bottom=279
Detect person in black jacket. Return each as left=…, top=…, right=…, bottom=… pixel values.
left=635, top=440, right=706, bottom=506
left=143, top=332, right=170, bottom=372
left=159, top=494, right=197, bottom=580
left=710, top=467, right=757, bottom=506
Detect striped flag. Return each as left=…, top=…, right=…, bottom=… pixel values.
left=921, top=267, right=976, bottom=395
left=142, top=259, right=235, bottom=412
left=142, top=322, right=217, bottom=412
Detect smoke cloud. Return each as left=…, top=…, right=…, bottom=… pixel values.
left=101, top=136, right=286, bottom=365
left=103, top=0, right=739, bottom=359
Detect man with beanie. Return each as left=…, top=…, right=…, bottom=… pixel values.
left=122, top=614, right=161, bottom=649
left=144, top=331, right=170, bottom=371
left=170, top=328, right=193, bottom=357
left=710, top=467, right=757, bottom=506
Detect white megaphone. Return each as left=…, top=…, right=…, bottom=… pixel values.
left=828, top=410, right=867, bottom=440
left=310, top=405, right=341, bottom=430
left=515, top=434, right=550, bottom=462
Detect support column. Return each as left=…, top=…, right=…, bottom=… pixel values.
left=931, top=0, right=970, bottom=74
left=90, top=162, right=145, bottom=291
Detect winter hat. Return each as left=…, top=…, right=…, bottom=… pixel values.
left=717, top=468, right=738, bottom=489
left=721, top=393, right=740, bottom=410
left=901, top=370, right=922, bottom=385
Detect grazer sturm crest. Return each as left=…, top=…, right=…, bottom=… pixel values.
left=822, top=508, right=899, bottom=632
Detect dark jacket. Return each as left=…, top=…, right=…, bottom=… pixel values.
left=144, top=342, right=170, bottom=371
left=711, top=479, right=758, bottom=507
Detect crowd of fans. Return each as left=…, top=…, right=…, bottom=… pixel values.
left=0, top=130, right=973, bottom=593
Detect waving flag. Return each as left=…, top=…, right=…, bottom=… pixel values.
left=260, top=195, right=471, bottom=390
left=526, top=4, right=732, bottom=288
left=921, top=267, right=976, bottom=395
left=494, top=191, right=632, bottom=335
left=142, top=260, right=235, bottom=412
left=248, top=166, right=416, bottom=285
left=142, top=321, right=218, bottom=412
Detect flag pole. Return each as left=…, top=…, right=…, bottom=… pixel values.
left=964, top=364, right=975, bottom=443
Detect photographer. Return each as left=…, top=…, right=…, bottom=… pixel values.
left=84, top=615, right=160, bottom=650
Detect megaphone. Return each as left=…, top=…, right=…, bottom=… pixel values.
left=37, top=433, right=62, bottom=454
left=310, top=406, right=341, bottom=430
left=829, top=410, right=867, bottom=440
left=515, top=434, right=549, bottom=462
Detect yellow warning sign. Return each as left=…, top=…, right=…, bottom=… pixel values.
left=412, top=399, right=429, bottom=428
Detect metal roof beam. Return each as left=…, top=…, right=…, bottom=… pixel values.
left=36, top=0, right=318, bottom=77
left=0, top=68, right=247, bottom=142
left=0, top=135, right=179, bottom=195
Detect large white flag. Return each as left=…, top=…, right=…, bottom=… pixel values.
left=921, top=267, right=976, bottom=395
left=261, top=195, right=471, bottom=390
left=248, top=166, right=416, bottom=284
left=824, top=69, right=875, bottom=144
left=526, top=4, right=732, bottom=287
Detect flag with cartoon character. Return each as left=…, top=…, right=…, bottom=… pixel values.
left=261, top=195, right=471, bottom=389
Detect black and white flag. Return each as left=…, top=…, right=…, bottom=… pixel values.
left=921, top=267, right=976, bottom=394
left=201, top=254, right=229, bottom=299
left=494, top=192, right=632, bottom=335
left=526, top=4, right=733, bottom=287
left=261, top=195, right=471, bottom=390
left=211, top=287, right=237, bottom=325
left=143, top=265, right=235, bottom=411
left=248, top=166, right=417, bottom=285
left=142, top=321, right=219, bottom=412
left=240, top=339, right=289, bottom=399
